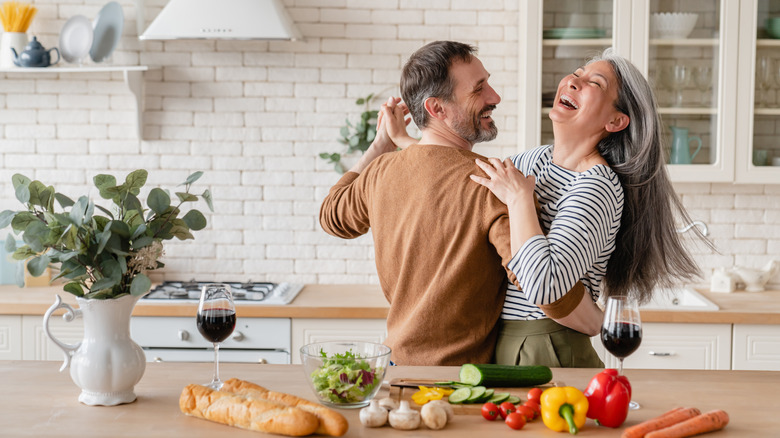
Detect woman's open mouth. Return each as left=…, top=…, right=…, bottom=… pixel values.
left=558, top=94, right=579, bottom=110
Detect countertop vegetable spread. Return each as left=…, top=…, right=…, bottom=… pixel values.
left=310, top=350, right=383, bottom=404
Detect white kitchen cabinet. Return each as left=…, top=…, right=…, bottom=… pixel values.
left=732, top=324, right=780, bottom=370
left=0, top=315, right=22, bottom=360
left=290, top=318, right=387, bottom=365
left=21, top=314, right=84, bottom=361
left=593, top=322, right=732, bottom=370
left=520, top=0, right=780, bottom=184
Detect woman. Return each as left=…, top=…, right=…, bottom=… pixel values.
left=383, top=48, right=705, bottom=367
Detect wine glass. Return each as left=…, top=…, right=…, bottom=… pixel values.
left=692, top=65, right=713, bottom=107
left=663, top=64, right=691, bottom=107
left=756, top=56, right=773, bottom=108
left=197, top=283, right=236, bottom=390
left=601, top=295, right=642, bottom=409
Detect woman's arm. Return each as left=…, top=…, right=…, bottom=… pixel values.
left=380, top=98, right=417, bottom=149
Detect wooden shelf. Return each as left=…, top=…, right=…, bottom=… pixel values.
left=0, top=65, right=149, bottom=138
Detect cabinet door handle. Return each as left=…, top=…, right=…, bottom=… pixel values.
left=648, top=351, right=675, bottom=357
left=232, top=331, right=245, bottom=342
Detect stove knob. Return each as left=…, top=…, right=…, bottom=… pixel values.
left=178, top=329, right=190, bottom=341
left=232, top=331, right=245, bottom=342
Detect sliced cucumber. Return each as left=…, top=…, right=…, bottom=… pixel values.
left=488, top=392, right=510, bottom=404
left=448, top=387, right=472, bottom=404
left=465, top=386, right=486, bottom=403
left=507, top=395, right=522, bottom=404
left=459, top=363, right=553, bottom=387
left=477, top=388, right=495, bottom=403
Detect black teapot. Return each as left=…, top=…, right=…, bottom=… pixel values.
left=12, top=36, right=60, bottom=68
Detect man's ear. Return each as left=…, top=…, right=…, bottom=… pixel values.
left=605, top=113, right=629, bottom=133
left=423, top=97, right=447, bottom=121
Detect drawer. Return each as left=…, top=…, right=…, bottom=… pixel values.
left=131, top=316, right=291, bottom=350
left=596, top=323, right=731, bottom=370
left=732, top=324, right=780, bottom=371
left=142, top=348, right=290, bottom=364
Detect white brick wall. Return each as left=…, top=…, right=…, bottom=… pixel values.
left=0, top=1, right=777, bottom=288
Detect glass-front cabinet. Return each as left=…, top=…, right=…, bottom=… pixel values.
left=519, top=0, right=780, bottom=184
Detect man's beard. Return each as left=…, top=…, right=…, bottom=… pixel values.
left=451, top=104, right=498, bottom=144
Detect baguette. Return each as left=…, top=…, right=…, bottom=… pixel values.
left=179, top=383, right=319, bottom=436
left=222, top=377, right=349, bottom=437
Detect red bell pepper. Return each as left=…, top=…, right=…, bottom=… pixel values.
left=582, top=369, right=631, bottom=428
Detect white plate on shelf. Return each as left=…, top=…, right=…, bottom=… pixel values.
left=90, top=1, right=124, bottom=63
left=59, top=15, right=94, bottom=64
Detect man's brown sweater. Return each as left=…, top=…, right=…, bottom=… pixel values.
left=320, top=144, right=520, bottom=365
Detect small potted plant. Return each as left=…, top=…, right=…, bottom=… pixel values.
left=0, top=169, right=212, bottom=405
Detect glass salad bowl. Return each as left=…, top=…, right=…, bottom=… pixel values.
left=300, top=341, right=391, bottom=408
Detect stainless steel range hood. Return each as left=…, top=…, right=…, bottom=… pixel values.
left=139, top=0, right=302, bottom=41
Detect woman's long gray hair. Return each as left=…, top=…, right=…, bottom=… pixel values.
left=590, top=48, right=707, bottom=303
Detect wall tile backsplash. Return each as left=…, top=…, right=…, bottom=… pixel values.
left=0, top=0, right=777, bottom=288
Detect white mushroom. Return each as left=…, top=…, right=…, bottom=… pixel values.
left=420, top=402, right=448, bottom=430
left=426, top=399, right=454, bottom=422
left=388, top=401, right=421, bottom=430
left=359, top=399, right=388, bottom=428
left=378, top=396, right=399, bottom=411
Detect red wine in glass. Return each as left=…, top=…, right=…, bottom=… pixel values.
left=197, top=283, right=236, bottom=390
left=601, top=296, right=642, bottom=409
left=601, top=322, right=642, bottom=360
left=197, top=308, right=236, bottom=343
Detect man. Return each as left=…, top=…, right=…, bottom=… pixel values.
left=319, top=41, right=520, bottom=365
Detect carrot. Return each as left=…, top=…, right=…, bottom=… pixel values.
left=621, top=407, right=702, bottom=438
left=644, top=410, right=729, bottom=438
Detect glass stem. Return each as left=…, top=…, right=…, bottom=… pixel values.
left=213, top=342, right=220, bottom=385
left=618, top=358, right=624, bottom=375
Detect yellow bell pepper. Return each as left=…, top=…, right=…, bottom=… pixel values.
left=411, top=385, right=454, bottom=405
left=540, top=386, right=589, bottom=434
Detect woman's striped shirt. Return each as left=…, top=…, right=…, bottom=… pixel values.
left=501, top=145, right=624, bottom=321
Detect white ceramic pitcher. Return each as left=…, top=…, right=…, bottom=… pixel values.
left=43, top=294, right=146, bottom=406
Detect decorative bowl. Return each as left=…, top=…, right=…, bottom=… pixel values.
left=766, top=17, right=780, bottom=39
left=300, top=341, right=391, bottom=408
left=651, top=12, right=699, bottom=39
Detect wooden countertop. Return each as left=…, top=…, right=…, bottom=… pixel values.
left=1, top=361, right=777, bottom=437
left=2, top=284, right=780, bottom=324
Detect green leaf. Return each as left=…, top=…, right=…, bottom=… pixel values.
left=131, top=224, right=147, bottom=240
left=97, top=227, right=112, bottom=254
left=90, top=277, right=117, bottom=293
left=356, top=98, right=365, bottom=105
left=0, top=210, right=14, bottom=229
left=69, top=196, right=89, bottom=226
left=10, top=212, right=37, bottom=232
left=176, top=192, right=198, bottom=203
left=148, top=188, right=171, bottom=215
left=11, top=174, right=31, bottom=190
left=27, top=254, right=50, bottom=277
left=365, top=93, right=374, bottom=102
left=182, top=171, right=204, bottom=186
left=94, top=204, right=114, bottom=219
left=130, top=273, right=152, bottom=296
left=101, top=258, right=122, bottom=282
left=201, top=190, right=214, bottom=212
left=340, top=126, right=350, bottom=137
left=182, top=210, right=207, bottom=231
left=55, top=193, right=75, bottom=208
left=132, top=236, right=153, bottom=249
left=349, top=135, right=360, bottom=147
left=124, top=170, right=148, bottom=196
left=63, top=282, right=84, bottom=297
left=27, top=181, right=47, bottom=208
left=124, top=193, right=143, bottom=213
left=15, top=183, right=30, bottom=204
left=22, top=221, right=47, bottom=252
left=108, top=220, right=131, bottom=238
left=4, top=235, right=16, bottom=252
left=93, top=174, right=117, bottom=198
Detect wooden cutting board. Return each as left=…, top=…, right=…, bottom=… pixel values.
left=388, top=378, right=558, bottom=415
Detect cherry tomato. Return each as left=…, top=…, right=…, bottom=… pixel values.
left=481, top=402, right=499, bottom=421
left=505, top=412, right=527, bottom=430
left=527, top=387, right=543, bottom=404
left=499, top=401, right=516, bottom=420
left=523, top=400, right=541, bottom=420
left=515, top=405, right=535, bottom=421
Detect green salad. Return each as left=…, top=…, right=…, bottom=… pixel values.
left=309, top=349, right=382, bottom=404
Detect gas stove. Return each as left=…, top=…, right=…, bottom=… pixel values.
left=142, top=280, right=303, bottom=305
